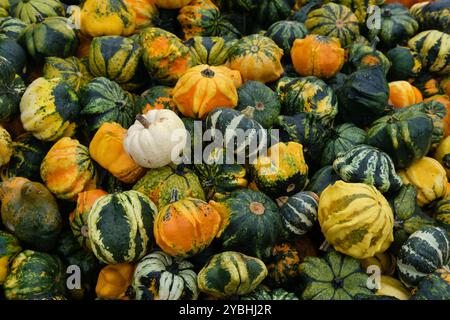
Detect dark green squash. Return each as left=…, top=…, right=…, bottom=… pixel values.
left=409, top=101, right=446, bottom=149
left=276, top=76, right=338, bottom=126
left=0, top=230, right=21, bottom=285
left=336, top=65, right=389, bottom=128
left=397, top=226, right=450, bottom=287
left=410, top=271, right=450, bottom=300
left=1, top=133, right=51, bottom=182
left=368, top=3, right=418, bottom=49
left=54, top=231, right=101, bottom=300
left=265, top=20, right=308, bottom=60
left=19, top=16, right=79, bottom=63
left=255, top=0, right=295, bottom=29
left=3, top=250, right=67, bottom=300
left=344, top=42, right=391, bottom=75
left=305, top=165, right=341, bottom=196
left=0, top=38, right=27, bottom=74
left=410, top=0, right=450, bottom=34
left=236, top=80, right=281, bottom=129
left=0, top=17, right=28, bottom=41
left=276, top=113, right=330, bottom=166
left=80, top=77, right=139, bottom=134
left=386, top=46, right=422, bottom=81
left=277, top=191, right=318, bottom=236
left=367, top=104, right=434, bottom=168
left=333, top=144, right=403, bottom=193
left=211, top=188, right=283, bottom=260
left=433, top=195, right=450, bottom=236
left=264, top=243, right=302, bottom=290
left=299, top=249, right=375, bottom=300
left=241, top=285, right=298, bottom=300
left=0, top=56, right=26, bottom=121
left=321, top=123, right=367, bottom=166
left=186, top=36, right=237, bottom=66
left=43, top=56, right=93, bottom=93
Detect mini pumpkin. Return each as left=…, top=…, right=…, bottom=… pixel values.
left=89, top=122, right=145, bottom=184
left=388, top=81, right=423, bottom=108
left=124, top=110, right=187, bottom=169
left=291, top=35, right=345, bottom=79
left=43, top=56, right=93, bottom=93
left=123, top=0, right=158, bottom=31
left=96, top=263, right=135, bottom=300
left=228, top=34, right=284, bottom=84
left=40, top=137, right=97, bottom=200
left=0, top=124, right=12, bottom=167
left=172, top=64, right=238, bottom=119
left=138, top=86, right=177, bottom=114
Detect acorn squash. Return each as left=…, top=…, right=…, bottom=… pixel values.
left=43, top=56, right=93, bottom=93
left=386, top=46, right=422, bottom=81
left=11, top=0, right=65, bottom=24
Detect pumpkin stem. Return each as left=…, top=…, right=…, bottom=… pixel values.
left=276, top=196, right=289, bottom=207
left=241, top=106, right=255, bottom=119
left=319, top=240, right=330, bottom=252
left=136, top=114, right=151, bottom=128
left=249, top=202, right=265, bottom=215
left=170, top=189, right=180, bottom=203
left=201, top=68, right=215, bottom=78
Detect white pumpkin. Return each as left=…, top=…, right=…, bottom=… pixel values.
left=124, top=110, right=187, bottom=168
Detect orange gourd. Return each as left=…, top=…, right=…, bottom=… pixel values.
left=154, top=197, right=223, bottom=258
left=40, top=137, right=97, bottom=200
left=95, top=263, right=135, bottom=300
left=89, top=122, right=146, bottom=184
left=123, top=0, right=158, bottom=31
left=154, top=0, right=192, bottom=9
left=173, top=64, right=238, bottom=119
left=291, top=35, right=345, bottom=79
left=388, top=81, right=423, bottom=108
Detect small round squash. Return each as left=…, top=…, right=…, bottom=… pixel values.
left=228, top=34, right=284, bottom=84
left=173, top=64, right=238, bottom=119
left=277, top=191, right=318, bottom=236
left=398, top=157, right=448, bottom=207
left=40, top=137, right=97, bottom=200
left=0, top=125, right=12, bottom=167
left=123, top=0, right=158, bottom=32
left=291, top=35, right=345, bottom=79
left=43, top=56, right=93, bottom=93
left=388, top=81, right=423, bottom=108
left=96, top=263, right=135, bottom=300
left=0, top=231, right=21, bottom=285
left=89, top=122, right=145, bottom=184
left=318, top=181, right=394, bottom=259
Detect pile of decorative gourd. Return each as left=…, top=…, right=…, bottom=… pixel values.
left=0, top=0, right=449, bottom=301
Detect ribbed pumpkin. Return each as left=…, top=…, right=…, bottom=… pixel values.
left=386, top=46, right=422, bottom=81
left=410, top=100, right=446, bottom=149
left=133, top=165, right=205, bottom=210
left=434, top=136, right=450, bottom=180
left=408, top=30, right=450, bottom=75
left=388, top=81, right=423, bottom=108
left=19, top=17, right=79, bottom=63
left=79, top=0, right=136, bottom=37
left=318, top=181, right=394, bottom=259
left=140, top=27, right=195, bottom=85
left=397, top=226, right=450, bottom=287
left=89, top=122, right=145, bottom=184
left=88, top=190, right=157, bottom=264
left=80, top=77, right=139, bottom=134
left=369, top=3, right=418, bottom=49
left=410, top=0, right=450, bottom=34
left=0, top=231, right=21, bottom=284
left=40, top=137, right=97, bottom=200
left=10, top=0, right=65, bottom=24
left=210, top=189, right=283, bottom=260
left=4, top=250, right=66, bottom=300
left=413, top=74, right=443, bottom=98
left=264, top=243, right=302, bottom=289
left=138, top=86, right=177, bottom=114
left=43, top=56, right=93, bottom=93
left=336, top=66, right=389, bottom=127
left=0, top=177, right=61, bottom=251
left=95, top=263, right=135, bottom=300
left=235, top=80, right=281, bottom=129
left=0, top=38, right=27, bottom=74
left=411, top=271, right=450, bottom=300
left=305, top=3, right=360, bottom=47
left=177, top=0, right=240, bottom=40
left=154, top=197, right=222, bottom=258
left=172, top=65, right=238, bottom=119
left=333, top=145, right=403, bottom=194
left=367, top=105, right=433, bottom=168
left=205, top=108, right=268, bottom=161
left=131, top=251, right=198, bottom=300
left=276, top=76, right=338, bottom=125
left=398, top=157, right=448, bottom=207
left=197, top=251, right=268, bottom=298
left=1, top=133, right=50, bottom=181
left=0, top=124, right=12, bottom=167
left=299, top=249, right=374, bottom=300
left=20, top=77, right=80, bottom=141
left=277, top=191, right=318, bottom=236
left=276, top=113, right=329, bottom=166
left=0, top=17, right=28, bottom=41
left=69, top=189, right=108, bottom=251
left=0, top=56, right=26, bottom=121
left=154, top=0, right=192, bottom=9
left=321, top=123, right=367, bottom=166
left=88, top=36, right=143, bottom=85
left=251, top=142, right=309, bottom=198
left=291, top=35, right=345, bottom=79
left=123, top=0, right=158, bottom=31
left=186, top=36, right=237, bottom=66
left=425, top=95, right=450, bottom=137
left=266, top=20, right=308, bottom=58
left=228, top=34, right=284, bottom=84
